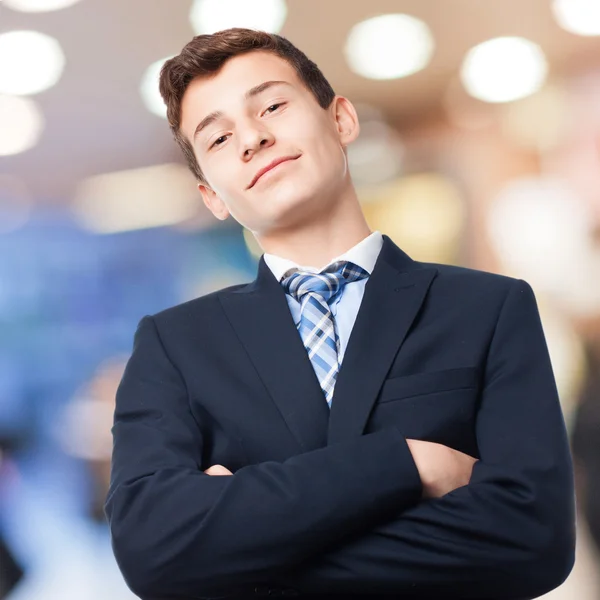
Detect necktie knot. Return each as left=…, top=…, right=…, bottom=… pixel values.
left=279, top=260, right=369, bottom=407
left=281, top=261, right=369, bottom=305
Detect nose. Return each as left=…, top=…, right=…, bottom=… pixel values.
left=240, top=127, right=275, bottom=159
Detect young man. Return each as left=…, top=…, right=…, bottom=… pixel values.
left=105, top=28, right=575, bottom=599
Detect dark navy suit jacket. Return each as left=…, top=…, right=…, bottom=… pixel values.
left=105, top=235, right=575, bottom=600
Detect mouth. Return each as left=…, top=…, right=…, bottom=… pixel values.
left=248, top=155, right=300, bottom=189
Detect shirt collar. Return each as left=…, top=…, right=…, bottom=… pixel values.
left=263, top=230, right=384, bottom=282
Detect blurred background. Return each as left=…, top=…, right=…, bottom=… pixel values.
left=1, top=0, right=600, bottom=597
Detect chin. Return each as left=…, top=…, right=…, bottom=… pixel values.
left=271, top=198, right=325, bottom=233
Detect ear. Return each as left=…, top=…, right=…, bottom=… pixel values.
left=331, top=95, right=360, bottom=147
left=198, top=183, right=230, bottom=221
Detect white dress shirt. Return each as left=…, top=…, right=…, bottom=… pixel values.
left=263, top=231, right=383, bottom=365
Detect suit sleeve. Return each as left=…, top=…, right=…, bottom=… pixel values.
left=105, top=315, right=422, bottom=599
left=273, top=279, right=576, bottom=599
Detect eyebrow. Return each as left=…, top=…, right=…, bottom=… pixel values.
left=192, top=80, right=292, bottom=141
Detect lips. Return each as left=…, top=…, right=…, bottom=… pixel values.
left=248, top=155, right=300, bottom=189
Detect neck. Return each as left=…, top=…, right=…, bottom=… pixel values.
left=255, top=188, right=372, bottom=268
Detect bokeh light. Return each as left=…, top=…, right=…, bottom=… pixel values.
left=190, top=0, right=288, bottom=34
left=0, top=94, right=44, bottom=156
left=140, top=56, right=173, bottom=119
left=345, top=14, right=434, bottom=80
left=3, top=0, right=82, bottom=12
left=361, top=173, right=466, bottom=264
left=72, top=164, right=201, bottom=233
left=553, top=0, right=600, bottom=36
left=460, top=37, right=548, bottom=103
left=0, top=30, right=65, bottom=96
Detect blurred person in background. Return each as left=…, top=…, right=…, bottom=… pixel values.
left=60, top=358, right=129, bottom=527
left=0, top=442, right=24, bottom=600
left=0, top=537, right=23, bottom=600
left=3, top=359, right=136, bottom=600
left=106, top=28, right=575, bottom=599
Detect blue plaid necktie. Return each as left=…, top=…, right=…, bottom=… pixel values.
left=281, top=261, right=369, bottom=407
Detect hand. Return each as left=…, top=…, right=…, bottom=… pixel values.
left=204, top=464, right=233, bottom=476
left=406, top=439, right=478, bottom=499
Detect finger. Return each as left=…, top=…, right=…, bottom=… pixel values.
left=212, top=468, right=233, bottom=476
left=204, top=465, right=233, bottom=476
left=204, top=464, right=225, bottom=473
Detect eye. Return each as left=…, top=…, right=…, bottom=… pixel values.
left=264, top=102, right=284, bottom=115
left=210, top=134, right=229, bottom=149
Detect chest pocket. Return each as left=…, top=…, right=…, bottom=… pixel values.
left=367, top=367, right=481, bottom=457
left=378, top=366, right=479, bottom=403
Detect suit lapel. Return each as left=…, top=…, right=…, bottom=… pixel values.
left=327, top=236, right=438, bottom=445
left=219, top=235, right=437, bottom=451
left=219, top=258, right=329, bottom=453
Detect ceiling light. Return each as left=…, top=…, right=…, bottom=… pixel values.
left=345, top=14, right=434, bottom=80
left=3, top=0, right=82, bottom=12
left=72, top=164, right=202, bottom=234
left=501, top=84, right=569, bottom=151
left=0, top=95, right=44, bottom=156
left=0, top=30, right=65, bottom=95
left=140, top=57, right=173, bottom=119
left=190, top=0, right=287, bottom=35
left=552, top=0, right=600, bottom=36
left=487, top=176, right=600, bottom=318
left=361, top=173, right=465, bottom=264
left=460, top=37, right=548, bottom=103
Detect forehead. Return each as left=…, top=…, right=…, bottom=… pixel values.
left=180, top=51, right=303, bottom=137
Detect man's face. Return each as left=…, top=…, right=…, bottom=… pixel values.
left=180, top=51, right=358, bottom=235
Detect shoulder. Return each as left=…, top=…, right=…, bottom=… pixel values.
left=416, top=261, right=533, bottom=306
left=424, top=261, right=517, bottom=286
left=146, top=281, right=252, bottom=328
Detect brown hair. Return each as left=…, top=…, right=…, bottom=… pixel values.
left=159, top=28, right=336, bottom=184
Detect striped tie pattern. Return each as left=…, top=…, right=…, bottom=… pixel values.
left=281, top=261, right=369, bottom=407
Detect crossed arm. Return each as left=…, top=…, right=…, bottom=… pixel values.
left=271, top=280, right=576, bottom=598
left=106, top=279, right=575, bottom=599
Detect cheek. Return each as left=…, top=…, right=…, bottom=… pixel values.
left=202, top=158, right=243, bottom=198
left=310, top=140, right=347, bottom=181
left=306, top=122, right=344, bottom=159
